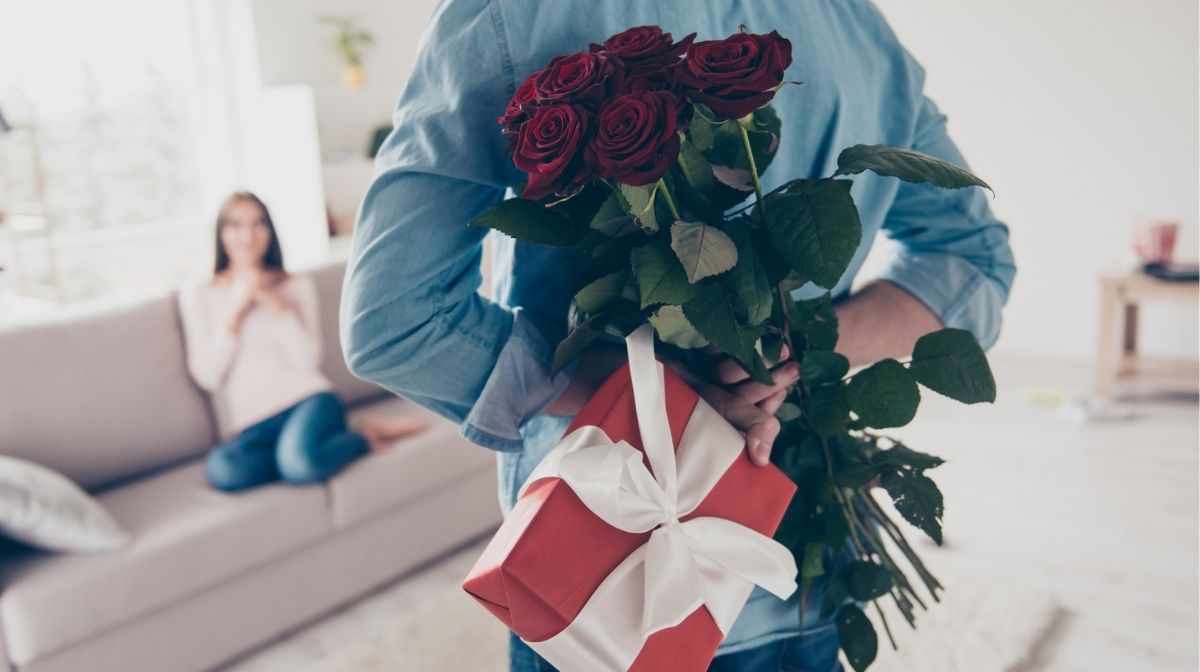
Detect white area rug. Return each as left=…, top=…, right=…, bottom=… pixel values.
left=317, top=563, right=1065, bottom=672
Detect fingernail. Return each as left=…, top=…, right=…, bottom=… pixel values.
left=754, top=439, right=771, bottom=465
left=747, top=438, right=762, bottom=462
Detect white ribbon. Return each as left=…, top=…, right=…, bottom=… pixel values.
left=518, top=323, right=797, bottom=671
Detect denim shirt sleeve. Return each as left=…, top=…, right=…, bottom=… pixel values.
left=339, top=0, right=576, bottom=452
left=857, top=2, right=1017, bottom=350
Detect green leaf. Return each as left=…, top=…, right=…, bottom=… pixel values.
left=589, top=193, right=633, bottom=236
left=802, top=350, right=850, bottom=385
left=574, top=270, right=628, bottom=314
left=596, top=300, right=648, bottom=340
left=678, top=135, right=715, bottom=195
left=758, top=331, right=785, bottom=366
left=807, top=384, right=850, bottom=436
left=776, top=401, right=803, bottom=424
left=747, top=220, right=793, bottom=286
left=882, top=468, right=945, bottom=545
left=689, top=115, right=716, bottom=152
left=548, top=181, right=614, bottom=225
left=682, top=284, right=771, bottom=384
left=706, top=113, right=779, bottom=176
left=649, top=305, right=709, bottom=349
left=551, top=319, right=601, bottom=376
left=835, top=144, right=993, bottom=193
left=470, top=198, right=585, bottom=246
left=761, top=179, right=862, bottom=289
left=670, top=220, right=739, bottom=283
left=871, top=443, right=945, bottom=471
left=722, top=219, right=773, bottom=326
left=801, top=542, right=826, bottom=579
left=909, top=328, right=997, bottom=403
left=845, top=359, right=920, bottom=429
left=631, top=241, right=701, bottom=308
left=618, top=183, right=660, bottom=233
left=836, top=604, right=878, bottom=672
left=845, top=561, right=894, bottom=601
left=803, top=317, right=839, bottom=351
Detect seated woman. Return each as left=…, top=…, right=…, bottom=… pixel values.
left=178, top=191, right=427, bottom=491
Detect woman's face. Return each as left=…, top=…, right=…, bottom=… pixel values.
left=220, top=199, right=272, bottom=270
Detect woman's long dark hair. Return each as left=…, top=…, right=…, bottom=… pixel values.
left=213, top=191, right=285, bottom=275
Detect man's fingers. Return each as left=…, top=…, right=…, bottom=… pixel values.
left=695, top=383, right=780, bottom=467
left=710, top=344, right=795, bottom=386
left=733, top=361, right=801, bottom=404
left=759, top=388, right=788, bottom=416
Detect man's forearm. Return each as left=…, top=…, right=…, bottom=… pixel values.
left=833, top=280, right=943, bottom=368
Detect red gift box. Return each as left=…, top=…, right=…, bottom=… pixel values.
left=463, top=330, right=797, bottom=671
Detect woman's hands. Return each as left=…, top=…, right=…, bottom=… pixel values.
left=542, top=339, right=799, bottom=468
left=224, top=270, right=290, bottom=334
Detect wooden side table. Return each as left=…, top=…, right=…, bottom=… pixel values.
left=1096, top=272, right=1199, bottom=398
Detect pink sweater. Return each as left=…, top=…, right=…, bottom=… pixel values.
left=178, top=274, right=333, bottom=441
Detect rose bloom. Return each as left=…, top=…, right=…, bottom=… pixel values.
left=591, top=25, right=695, bottom=65
left=498, top=71, right=539, bottom=134
left=512, top=104, right=593, bottom=200
left=610, top=61, right=684, bottom=97
left=584, top=90, right=682, bottom=186
left=533, top=51, right=613, bottom=109
left=676, top=30, right=793, bottom=119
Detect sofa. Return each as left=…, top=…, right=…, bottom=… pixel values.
left=0, top=259, right=503, bottom=672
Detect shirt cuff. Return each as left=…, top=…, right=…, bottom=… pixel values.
left=459, top=307, right=580, bottom=452
left=874, top=250, right=1005, bottom=350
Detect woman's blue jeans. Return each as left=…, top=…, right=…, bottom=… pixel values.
left=508, top=627, right=843, bottom=672
left=205, top=391, right=367, bottom=491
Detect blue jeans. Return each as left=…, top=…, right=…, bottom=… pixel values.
left=508, top=627, right=842, bottom=672
left=205, top=391, right=367, bottom=491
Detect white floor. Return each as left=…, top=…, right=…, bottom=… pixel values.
left=221, top=355, right=1199, bottom=672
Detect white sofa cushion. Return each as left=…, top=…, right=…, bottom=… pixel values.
left=0, top=460, right=330, bottom=665
left=0, top=457, right=130, bottom=553
left=332, top=397, right=497, bottom=529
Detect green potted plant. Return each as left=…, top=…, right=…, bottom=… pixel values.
left=321, top=15, right=374, bottom=89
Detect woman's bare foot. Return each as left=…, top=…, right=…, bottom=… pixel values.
left=356, top=416, right=431, bottom=453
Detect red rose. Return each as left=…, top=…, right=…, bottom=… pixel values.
left=676, top=30, right=793, bottom=119
left=591, top=26, right=695, bottom=65
left=612, top=61, right=682, bottom=96
left=533, top=51, right=613, bottom=109
left=498, top=71, right=539, bottom=134
left=513, top=104, right=592, bottom=200
left=584, top=90, right=681, bottom=186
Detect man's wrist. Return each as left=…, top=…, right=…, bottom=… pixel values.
left=540, top=340, right=627, bottom=416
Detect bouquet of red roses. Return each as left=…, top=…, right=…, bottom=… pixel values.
left=471, top=25, right=997, bottom=671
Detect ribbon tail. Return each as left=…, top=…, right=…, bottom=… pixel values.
left=640, top=527, right=707, bottom=639
left=677, top=517, right=799, bottom=633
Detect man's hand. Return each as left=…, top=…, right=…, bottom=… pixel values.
left=664, top=345, right=799, bottom=467
left=542, top=340, right=799, bottom=468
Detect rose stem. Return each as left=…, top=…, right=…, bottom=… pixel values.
left=875, top=600, right=899, bottom=651
left=861, top=490, right=943, bottom=600
left=848, top=492, right=929, bottom=612
left=655, top=178, right=682, bottom=221
left=738, top=122, right=766, bottom=221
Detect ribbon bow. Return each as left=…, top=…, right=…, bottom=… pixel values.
left=520, top=324, right=797, bottom=663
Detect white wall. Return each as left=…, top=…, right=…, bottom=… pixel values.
left=871, top=0, right=1199, bottom=360
left=248, top=0, right=439, bottom=159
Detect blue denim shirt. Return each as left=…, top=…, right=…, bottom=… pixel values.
left=341, top=0, right=1015, bottom=655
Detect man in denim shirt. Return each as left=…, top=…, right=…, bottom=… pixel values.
left=341, top=1, right=1015, bottom=669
